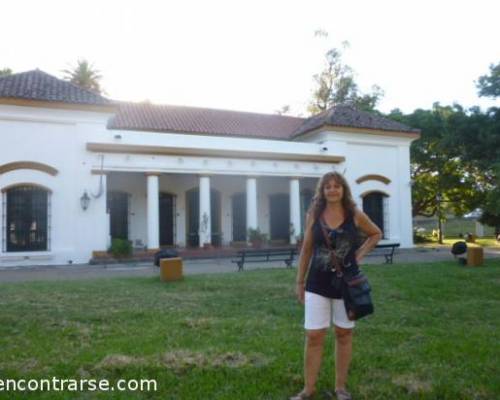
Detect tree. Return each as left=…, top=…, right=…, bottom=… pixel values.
left=308, top=41, right=384, bottom=115
left=387, top=104, right=486, bottom=243
left=468, top=62, right=500, bottom=235
left=62, top=59, right=104, bottom=94
left=387, top=62, right=500, bottom=239
left=0, top=68, right=12, bottom=77
left=476, top=61, right=500, bottom=98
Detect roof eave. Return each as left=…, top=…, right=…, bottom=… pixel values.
left=292, top=123, right=421, bottom=140
left=0, top=97, right=118, bottom=113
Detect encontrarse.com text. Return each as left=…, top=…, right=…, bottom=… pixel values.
left=0, top=378, right=157, bottom=392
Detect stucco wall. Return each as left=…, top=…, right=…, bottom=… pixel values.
left=0, top=104, right=415, bottom=266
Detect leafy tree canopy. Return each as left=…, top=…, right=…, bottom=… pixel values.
left=308, top=40, right=384, bottom=115
left=476, top=61, right=500, bottom=98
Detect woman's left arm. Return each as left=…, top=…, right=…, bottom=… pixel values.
left=354, top=209, right=383, bottom=264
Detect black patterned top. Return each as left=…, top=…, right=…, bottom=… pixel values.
left=305, top=211, right=361, bottom=299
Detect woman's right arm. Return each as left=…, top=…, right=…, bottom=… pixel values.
left=295, top=212, right=315, bottom=304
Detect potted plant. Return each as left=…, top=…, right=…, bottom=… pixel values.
left=108, top=238, right=133, bottom=260
left=248, top=228, right=267, bottom=248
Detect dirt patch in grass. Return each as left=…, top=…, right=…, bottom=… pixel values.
left=161, top=350, right=269, bottom=373
left=392, top=374, right=432, bottom=394
left=180, top=317, right=214, bottom=329
left=0, top=358, right=41, bottom=374
left=94, top=354, right=148, bottom=370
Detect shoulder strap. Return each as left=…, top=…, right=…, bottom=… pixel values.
left=319, top=217, right=344, bottom=276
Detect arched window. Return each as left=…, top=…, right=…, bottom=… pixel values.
left=4, top=185, right=49, bottom=252
left=362, top=191, right=389, bottom=239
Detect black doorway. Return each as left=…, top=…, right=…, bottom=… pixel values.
left=362, top=192, right=385, bottom=235
left=269, top=193, right=289, bottom=242
left=108, top=191, right=129, bottom=240
left=159, top=193, right=175, bottom=246
left=232, top=193, right=246, bottom=242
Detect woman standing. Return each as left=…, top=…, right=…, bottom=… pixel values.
left=291, top=172, right=382, bottom=400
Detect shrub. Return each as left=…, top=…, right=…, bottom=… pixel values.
left=413, top=227, right=432, bottom=243
left=109, top=238, right=132, bottom=258
left=247, top=228, right=267, bottom=243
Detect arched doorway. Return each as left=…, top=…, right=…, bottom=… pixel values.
left=186, top=188, right=221, bottom=247
left=362, top=192, right=387, bottom=237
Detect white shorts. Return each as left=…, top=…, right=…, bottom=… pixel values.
left=304, top=291, right=355, bottom=330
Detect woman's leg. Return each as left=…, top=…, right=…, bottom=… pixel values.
left=334, top=326, right=353, bottom=391
left=297, top=291, right=332, bottom=397
left=303, top=328, right=327, bottom=394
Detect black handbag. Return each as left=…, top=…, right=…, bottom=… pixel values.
left=342, top=272, right=374, bottom=321
left=320, top=219, right=374, bottom=321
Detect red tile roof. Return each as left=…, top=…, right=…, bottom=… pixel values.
left=2, top=70, right=419, bottom=139
left=108, top=102, right=306, bottom=140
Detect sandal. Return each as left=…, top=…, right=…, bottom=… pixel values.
left=322, top=389, right=352, bottom=400
left=289, top=390, right=316, bottom=400
left=334, top=389, right=352, bottom=400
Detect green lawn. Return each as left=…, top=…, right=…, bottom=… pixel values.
left=0, top=261, right=499, bottom=399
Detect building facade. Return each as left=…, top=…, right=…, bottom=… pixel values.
left=0, top=70, right=420, bottom=267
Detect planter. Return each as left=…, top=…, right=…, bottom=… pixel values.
left=251, top=240, right=263, bottom=249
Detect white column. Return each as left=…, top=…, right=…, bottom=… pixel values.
left=147, top=174, right=160, bottom=250
left=246, top=177, right=258, bottom=238
left=199, top=175, right=211, bottom=247
left=289, top=178, right=301, bottom=244
left=398, top=145, right=414, bottom=247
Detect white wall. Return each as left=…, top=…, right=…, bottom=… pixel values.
left=0, top=105, right=113, bottom=266
left=0, top=104, right=416, bottom=267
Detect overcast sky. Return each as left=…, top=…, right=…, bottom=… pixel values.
left=1, top=0, right=499, bottom=115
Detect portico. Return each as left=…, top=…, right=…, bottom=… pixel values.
left=101, top=166, right=324, bottom=251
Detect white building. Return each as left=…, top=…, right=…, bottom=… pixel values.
left=0, top=70, right=420, bottom=267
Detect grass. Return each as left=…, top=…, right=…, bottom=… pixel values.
left=0, top=260, right=499, bottom=399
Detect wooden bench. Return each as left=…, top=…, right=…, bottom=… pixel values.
left=366, top=243, right=400, bottom=264
left=232, top=247, right=297, bottom=271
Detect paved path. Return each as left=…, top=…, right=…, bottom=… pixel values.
left=1, top=247, right=499, bottom=283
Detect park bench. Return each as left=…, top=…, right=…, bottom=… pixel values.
left=366, top=243, right=400, bottom=264
left=232, top=247, right=297, bottom=271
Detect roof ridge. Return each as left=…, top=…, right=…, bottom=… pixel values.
left=119, top=101, right=305, bottom=121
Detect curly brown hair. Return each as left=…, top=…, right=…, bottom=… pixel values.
left=308, top=171, right=357, bottom=222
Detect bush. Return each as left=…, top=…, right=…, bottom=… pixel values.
left=247, top=228, right=267, bottom=243
left=109, top=238, right=132, bottom=258
left=413, top=227, right=432, bottom=243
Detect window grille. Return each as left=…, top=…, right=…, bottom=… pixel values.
left=6, top=185, right=49, bottom=252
